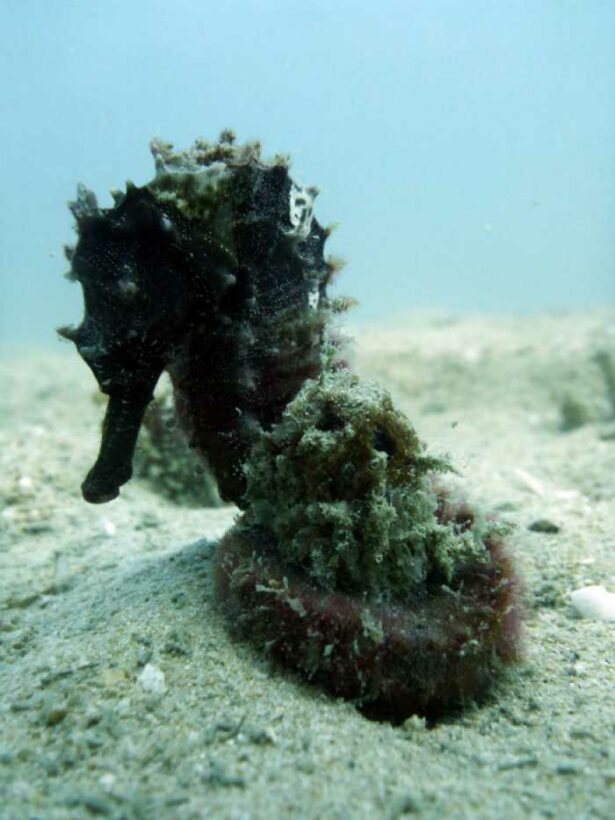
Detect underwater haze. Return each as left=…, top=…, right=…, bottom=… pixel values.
left=0, top=0, right=614, bottom=346
left=3, top=4, right=615, bottom=816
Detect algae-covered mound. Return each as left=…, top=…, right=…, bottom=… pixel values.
left=242, top=371, right=489, bottom=599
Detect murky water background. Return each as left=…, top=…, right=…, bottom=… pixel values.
left=1, top=1, right=613, bottom=346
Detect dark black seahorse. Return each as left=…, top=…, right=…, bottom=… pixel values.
left=60, top=132, right=338, bottom=506
left=60, top=132, right=522, bottom=722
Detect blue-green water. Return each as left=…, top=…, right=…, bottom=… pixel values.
left=1, top=0, right=613, bottom=345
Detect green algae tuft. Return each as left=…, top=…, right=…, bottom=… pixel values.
left=242, top=371, right=488, bottom=599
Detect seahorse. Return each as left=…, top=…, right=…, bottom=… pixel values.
left=60, top=131, right=336, bottom=506
left=60, top=131, right=520, bottom=721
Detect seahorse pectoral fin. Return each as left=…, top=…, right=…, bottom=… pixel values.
left=81, top=386, right=155, bottom=504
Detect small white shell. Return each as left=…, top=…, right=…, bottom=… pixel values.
left=570, top=585, right=615, bottom=622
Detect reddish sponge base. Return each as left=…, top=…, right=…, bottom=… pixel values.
left=214, top=514, right=520, bottom=722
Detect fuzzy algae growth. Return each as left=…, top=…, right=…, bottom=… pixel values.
left=242, top=371, right=489, bottom=598
left=216, top=370, right=520, bottom=721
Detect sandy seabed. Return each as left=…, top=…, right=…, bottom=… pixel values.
left=1, top=310, right=614, bottom=819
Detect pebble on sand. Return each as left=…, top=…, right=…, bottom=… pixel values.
left=570, top=585, right=615, bottom=623
left=137, top=663, right=167, bottom=696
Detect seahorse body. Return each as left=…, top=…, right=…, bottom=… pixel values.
left=60, top=133, right=521, bottom=721
left=61, top=132, right=333, bottom=505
